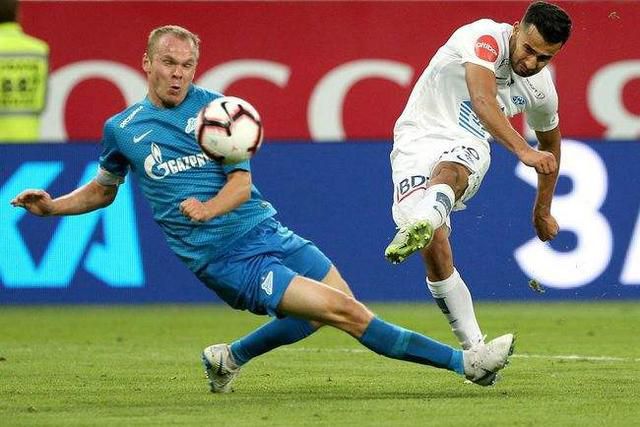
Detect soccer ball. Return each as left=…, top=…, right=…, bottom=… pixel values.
left=195, top=96, right=263, bottom=164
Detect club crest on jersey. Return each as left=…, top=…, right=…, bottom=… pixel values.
left=474, top=35, right=499, bottom=62
left=185, top=116, right=198, bottom=134
left=512, top=95, right=526, bottom=106
left=144, top=142, right=211, bottom=180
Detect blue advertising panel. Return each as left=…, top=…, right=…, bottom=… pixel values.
left=1, top=140, right=639, bottom=303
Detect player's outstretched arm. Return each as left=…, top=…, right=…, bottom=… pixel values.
left=10, top=180, right=118, bottom=217
left=464, top=63, right=556, bottom=175
left=532, top=127, right=561, bottom=241
left=180, top=169, right=251, bottom=222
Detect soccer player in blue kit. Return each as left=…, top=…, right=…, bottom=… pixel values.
left=11, top=25, right=515, bottom=393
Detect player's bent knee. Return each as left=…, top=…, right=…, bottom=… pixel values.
left=278, top=276, right=368, bottom=334
left=431, top=162, right=470, bottom=198
left=326, top=294, right=373, bottom=336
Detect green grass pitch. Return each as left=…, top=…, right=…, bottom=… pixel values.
left=1, top=302, right=639, bottom=426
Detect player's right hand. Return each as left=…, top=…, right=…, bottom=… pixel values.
left=179, top=197, right=214, bottom=222
left=518, top=148, right=557, bottom=175
left=10, top=189, right=55, bottom=216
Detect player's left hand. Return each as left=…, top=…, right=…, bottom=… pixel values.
left=533, top=213, right=559, bottom=241
left=179, top=198, right=214, bottom=222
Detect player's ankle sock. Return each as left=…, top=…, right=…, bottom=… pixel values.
left=230, top=317, right=316, bottom=366
left=358, top=316, right=464, bottom=374
left=414, top=184, right=455, bottom=229
left=427, top=268, right=483, bottom=350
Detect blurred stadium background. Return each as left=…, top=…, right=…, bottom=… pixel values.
left=3, top=0, right=640, bottom=303
left=1, top=1, right=639, bottom=425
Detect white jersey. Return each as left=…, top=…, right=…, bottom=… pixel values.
left=395, top=19, right=559, bottom=146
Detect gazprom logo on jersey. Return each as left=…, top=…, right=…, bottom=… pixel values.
left=144, top=143, right=211, bottom=180
left=0, top=162, right=143, bottom=288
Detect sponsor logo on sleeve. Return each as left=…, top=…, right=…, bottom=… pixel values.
left=474, top=35, right=499, bottom=63
left=524, top=78, right=546, bottom=99
left=119, top=105, right=143, bottom=129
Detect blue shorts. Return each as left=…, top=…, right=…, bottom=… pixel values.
left=195, top=217, right=332, bottom=317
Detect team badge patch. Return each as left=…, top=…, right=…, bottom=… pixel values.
left=474, top=35, right=499, bottom=62
left=512, top=95, right=526, bottom=106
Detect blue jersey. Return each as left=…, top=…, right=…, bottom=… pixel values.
left=99, top=84, right=277, bottom=272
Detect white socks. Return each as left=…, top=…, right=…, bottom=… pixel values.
left=410, top=184, right=482, bottom=349
left=427, top=268, right=483, bottom=350
left=414, top=184, right=455, bottom=229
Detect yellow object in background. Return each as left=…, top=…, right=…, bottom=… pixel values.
left=0, top=22, right=49, bottom=143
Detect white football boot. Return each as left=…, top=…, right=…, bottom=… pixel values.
left=201, top=344, right=241, bottom=393
left=463, top=334, right=515, bottom=386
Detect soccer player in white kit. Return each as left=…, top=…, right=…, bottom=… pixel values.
left=385, top=1, right=572, bottom=356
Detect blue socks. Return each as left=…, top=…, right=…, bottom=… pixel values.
left=230, top=317, right=316, bottom=366
left=228, top=315, right=464, bottom=376
left=359, top=316, right=464, bottom=375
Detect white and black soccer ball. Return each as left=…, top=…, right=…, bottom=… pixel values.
left=195, top=96, right=263, bottom=164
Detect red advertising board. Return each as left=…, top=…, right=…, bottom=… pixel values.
left=20, top=1, right=640, bottom=141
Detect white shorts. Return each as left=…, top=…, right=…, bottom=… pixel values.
left=390, top=130, right=491, bottom=230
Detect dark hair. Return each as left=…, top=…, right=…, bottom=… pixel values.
left=523, top=1, right=572, bottom=44
left=0, top=0, right=18, bottom=23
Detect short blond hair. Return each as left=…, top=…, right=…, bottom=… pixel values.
left=146, top=25, right=200, bottom=60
